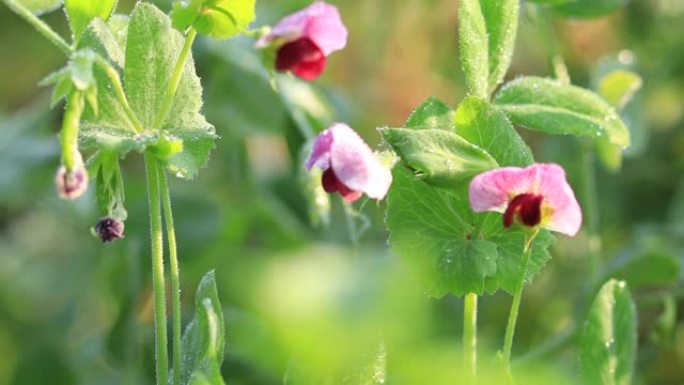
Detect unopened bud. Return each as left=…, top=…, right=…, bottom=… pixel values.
left=55, top=165, right=88, bottom=200
left=94, top=217, right=124, bottom=242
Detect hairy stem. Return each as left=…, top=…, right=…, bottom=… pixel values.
left=159, top=167, right=182, bottom=385
left=96, top=57, right=143, bottom=133
left=502, top=230, right=538, bottom=374
left=3, top=0, right=72, bottom=55
left=61, top=92, right=84, bottom=170
left=153, top=28, right=198, bottom=129
left=145, top=154, right=168, bottom=385
left=463, top=292, right=478, bottom=382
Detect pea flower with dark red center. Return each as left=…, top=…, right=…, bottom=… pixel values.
left=306, top=123, right=392, bottom=202
left=256, top=1, right=347, bottom=81
left=468, top=163, right=582, bottom=236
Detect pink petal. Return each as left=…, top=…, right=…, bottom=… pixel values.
left=300, top=2, right=347, bottom=55
left=256, top=2, right=347, bottom=56
left=469, top=163, right=582, bottom=236
left=535, top=164, right=582, bottom=236
left=328, top=123, right=392, bottom=200
left=468, top=166, right=538, bottom=213
left=305, top=126, right=334, bottom=170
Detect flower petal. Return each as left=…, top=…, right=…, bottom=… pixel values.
left=300, top=2, right=347, bottom=55
left=275, top=38, right=327, bottom=80
left=469, top=163, right=582, bottom=236
left=305, top=127, right=334, bottom=170
left=535, top=164, right=582, bottom=236
left=328, top=123, right=392, bottom=200
left=256, top=2, right=347, bottom=56
left=468, top=166, right=538, bottom=213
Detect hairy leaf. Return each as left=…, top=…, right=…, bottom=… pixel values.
left=404, top=97, right=454, bottom=130
left=481, top=0, right=519, bottom=94
left=494, top=76, right=630, bottom=147
left=381, top=127, right=498, bottom=187
left=177, top=270, right=226, bottom=385
left=64, top=0, right=117, bottom=41
left=580, top=279, right=637, bottom=385
left=455, top=96, right=532, bottom=167
left=126, top=3, right=216, bottom=178
left=458, top=0, right=488, bottom=98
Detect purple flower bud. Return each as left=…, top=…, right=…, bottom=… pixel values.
left=94, top=217, right=125, bottom=243
left=55, top=165, right=88, bottom=200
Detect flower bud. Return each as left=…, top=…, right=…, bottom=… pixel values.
left=55, top=164, right=88, bottom=200
left=94, top=217, right=125, bottom=242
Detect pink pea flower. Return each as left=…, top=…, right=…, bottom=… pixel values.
left=468, top=163, right=582, bottom=236
left=256, top=1, right=347, bottom=81
left=306, top=123, right=392, bottom=202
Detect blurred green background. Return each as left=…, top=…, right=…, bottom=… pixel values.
left=1, top=0, right=684, bottom=384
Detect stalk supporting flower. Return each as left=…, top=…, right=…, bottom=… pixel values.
left=306, top=123, right=392, bottom=202
left=464, top=292, right=478, bottom=382
left=56, top=92, right=88, bottom=200
left=144, top=155, right=169, bottom=385
left=469, top=163, right=582, bottom=377
left=256, top=1, right=347, bottom=80
left=159, top=166, right=182, bottom=385
left=501, top=230, right=537, bottom=372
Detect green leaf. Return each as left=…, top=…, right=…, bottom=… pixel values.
left=594, top=70, right=642, bottom=172
left=14, top=0, right=62, bottom=14
left=597, top=69, right=642, bottom=111
left=171, top=0, right=256, bottom=39
left=580, top=279, right=637, bottom=385
left=485, top=230, right=554, bottom=293
left=458, top=0, right=488, bottom=98
left=64, top=0, right=117, bottom=42
left=555, top=0, right=627, bottom=19
left=77, top=18, right=134, bottom=138
left=455, top=96, right=533, bottom=167
left=493, top=76, right=630, bottom=148
left=385, top=168, right=554, bottom=297
left=125, top=2, right=217, bottom=178
left=404, top=97, right=454, bottom=130
left=481, top=0, right=519, bottom=94
left=177, top=270, right=226, bottom=385
left=381, top=127, right=498, bottom=187
left=106, top=14, right=129, bottom=49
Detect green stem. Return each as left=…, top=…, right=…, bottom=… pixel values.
left=502, top=230, right=538, bottom=373
left=61, top=92, right=84, bottom=170
left=144, top=154, right=169, bottom=385
left=96, top=57, right=143, bottom=133
left=463, top=292, right=478, bottom=382
left=580, top=144, right=602, bottom=280
left=3, top=0, right=72, bottom=55
left=153, top=28, right=198, bottom=129
left=159, top=166, right=182, bottom=385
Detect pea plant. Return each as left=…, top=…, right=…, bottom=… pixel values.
left=4, top=0, right=645, bottom=383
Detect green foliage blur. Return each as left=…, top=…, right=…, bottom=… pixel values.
left=0, top=0, right=683, bottom=384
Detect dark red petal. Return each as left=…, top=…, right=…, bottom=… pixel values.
left=276, top=37, right=327, bottom=81
left=503, top=193, right=544, bottom=228
left=321, top=168, right=362, bottom=202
